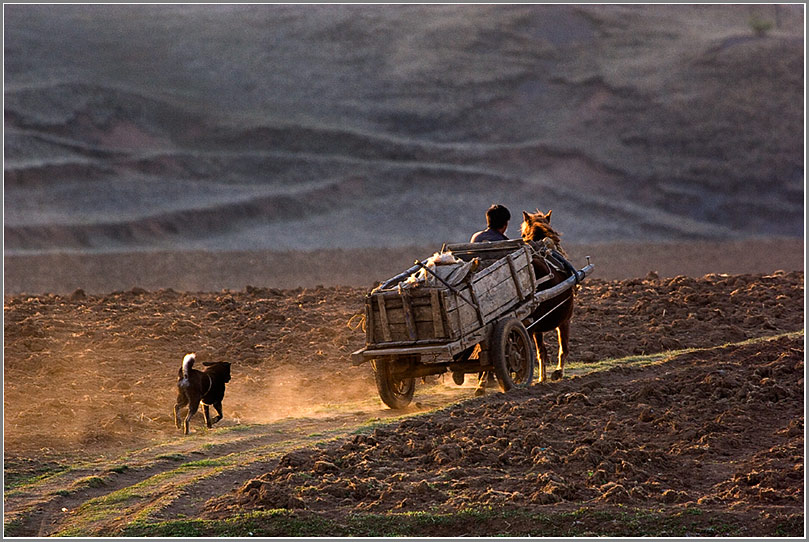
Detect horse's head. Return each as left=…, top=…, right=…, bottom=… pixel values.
left=520, top=209, right=564, bottom=254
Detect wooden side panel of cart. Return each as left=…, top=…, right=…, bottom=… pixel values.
left=365, top=289, right=453, bottom=345
left=365, top=245, right=536, bottom=348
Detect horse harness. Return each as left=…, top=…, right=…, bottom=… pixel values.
left=523, top=239, right=581, bottom=333
left=527, top=239, right=583, bottom=285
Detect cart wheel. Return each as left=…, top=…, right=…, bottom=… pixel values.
left=491, top=317, right=535, bottom=391
left=373, top=358, right=415, bottom=409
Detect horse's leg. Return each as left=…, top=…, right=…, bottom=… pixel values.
left=551, top=319, right=570, bottom=381
left=533, top=331, right=548, bottom=383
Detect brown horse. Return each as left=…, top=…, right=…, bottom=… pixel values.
left=520, top=209, right=576, bottom=382
left=474, top=208, right=577, bottom=393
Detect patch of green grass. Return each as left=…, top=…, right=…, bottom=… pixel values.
left=566, top=330, right=803, bottom=377
left=120, top=506, right=521, bottom=537
left=124, top=518, right=206, bottom=537
left=178, top=458, right=229, bottom=469
left=3, top=515, right=27, bottom=537
left=214, top=423, right=253, bottom=434
left=567, top=351, right=669, bottom=374
left=121, top=509, right=333, bottom=538
left=107, top=465, right=130, bottom=474
left=109, top=505, right=774, bottom=538
left=89, top=486, right=142, bottom=507
left=343, top=513, right=408, bottom=537
left=155, top=453, right=186, bottom=461
left=55, top=494, right=141, bottom=535
left=50, top=488, right=73, bottom=497
left=4, top=462, right=72, bottom=490
left=54, top=451, right=255, bottom=535
left=75, top=475, right=108, bottom=489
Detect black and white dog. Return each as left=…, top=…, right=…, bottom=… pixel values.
left=173, top=353, right=231, bottom=435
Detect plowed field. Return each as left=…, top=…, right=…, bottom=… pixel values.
left=3, top=270, right=804, bottom=536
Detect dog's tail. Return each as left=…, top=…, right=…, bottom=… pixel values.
left=182, top=353, right=196, bottom=380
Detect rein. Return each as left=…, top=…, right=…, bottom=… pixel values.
left=525, top=237, right=580, bottom=284
left=522, top=235, right=578, bottom=333
left=525, top=296, right=571, bottom=331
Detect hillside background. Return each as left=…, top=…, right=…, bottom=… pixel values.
left=3, top=4, right=804, bottom=291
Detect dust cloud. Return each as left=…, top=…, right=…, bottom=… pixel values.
left=223, top=363, right=379, bottom=426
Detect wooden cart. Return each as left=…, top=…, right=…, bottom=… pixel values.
left=351, top=239, right=594, bottom=409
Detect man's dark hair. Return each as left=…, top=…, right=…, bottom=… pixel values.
left=486, top=204, right=511, bottom=230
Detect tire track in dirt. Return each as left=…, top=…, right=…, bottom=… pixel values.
left=4, top=387, right=471, bottom=536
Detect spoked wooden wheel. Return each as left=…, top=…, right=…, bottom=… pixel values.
left=373, top=357, right=415, bottom=409
left=491, top=317, right=535, bottom=391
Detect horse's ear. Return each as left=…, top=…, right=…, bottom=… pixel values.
left=522, top=211, right=531, bottom=223
left=546, top=209, right=552, bottom=222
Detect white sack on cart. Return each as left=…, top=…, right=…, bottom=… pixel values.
left=398, top=251, right=477, bottom=290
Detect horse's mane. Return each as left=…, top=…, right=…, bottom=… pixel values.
left=520, top=209, right=565, bottom=256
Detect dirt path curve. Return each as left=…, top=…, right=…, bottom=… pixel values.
left=4, top=386, right=471, bottom=536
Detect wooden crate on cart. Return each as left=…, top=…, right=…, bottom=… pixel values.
left=364, top=239, right=538, bottom=348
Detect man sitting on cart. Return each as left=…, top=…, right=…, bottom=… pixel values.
left=470, top=204, right=511, bottom=243
left=471, top=204, right=511, bottom=394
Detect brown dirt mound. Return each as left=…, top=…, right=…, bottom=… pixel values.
left=209, top=334, right=803, bottom=534
left=571, top=270, right=804, bottom=361
left=3, top=271, right=803, bottom=457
